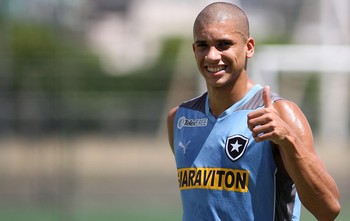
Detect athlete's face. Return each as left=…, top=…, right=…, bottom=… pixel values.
left=192, top=19, right=254, bottom=89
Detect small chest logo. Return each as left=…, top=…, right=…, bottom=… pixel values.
left=225, top=135, right=249, bottom=162
left=177, top=116, right=208, bottom=129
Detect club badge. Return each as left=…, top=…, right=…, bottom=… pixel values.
left=225, top=135, right=249, bottom=162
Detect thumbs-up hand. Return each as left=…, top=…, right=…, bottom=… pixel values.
left=262, top=85, right=272, bottom=108
left=247, top=86, right=290, bottom=144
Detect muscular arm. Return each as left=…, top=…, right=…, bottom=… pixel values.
left=167, top=106, right=178, bottom=154
left=247, top=86, right=340, bottom=221
left=274, top=100, right=340, bottom=220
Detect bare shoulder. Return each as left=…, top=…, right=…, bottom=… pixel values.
left=167, top=106, right=179, bottom=153
left=167, top=106, right=179, bottom=126
left=273, top=99, right=315, bottom=150
left=273, top=99, right=310, bottom=132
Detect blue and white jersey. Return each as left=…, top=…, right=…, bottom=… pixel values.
left=173, top=84, right=300, bottom=221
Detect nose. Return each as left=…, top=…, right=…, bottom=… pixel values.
left=206, top=46, right=221, bottom=61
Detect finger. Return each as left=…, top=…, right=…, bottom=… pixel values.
left=253, top=132, right=270, bottom=143
left=263, top=85, right=272, bottom=108
left=251, top=122, right=270, bottom=135
left=247, top=109, right=264, bottom=119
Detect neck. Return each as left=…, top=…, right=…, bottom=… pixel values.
left=207, top=78, right=255, bottom=118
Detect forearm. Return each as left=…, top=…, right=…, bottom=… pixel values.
left=278, top=135, right=340, bottom=220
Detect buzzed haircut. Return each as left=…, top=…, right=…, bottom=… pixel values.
left=193, top=2, right=250, bottom=40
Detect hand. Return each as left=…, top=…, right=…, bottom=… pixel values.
left=247, top=86, right=291, bottom=144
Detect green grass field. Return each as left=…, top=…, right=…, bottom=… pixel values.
left=0, top=202, right=349, bottom=221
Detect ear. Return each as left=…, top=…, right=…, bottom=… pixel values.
left=192, top=42, right=196, bottom=53
left=246, top=37, right=255, bottom=58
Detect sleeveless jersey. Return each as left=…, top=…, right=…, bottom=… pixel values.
left=173, top=84, right=301, bottom=221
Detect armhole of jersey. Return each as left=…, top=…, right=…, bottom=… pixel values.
left=271, top=142, right=289, bottom=178
left=272, top=142, right=299, bottom=221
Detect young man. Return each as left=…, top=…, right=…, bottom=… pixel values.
left=167, top=2, right=340, bottom=221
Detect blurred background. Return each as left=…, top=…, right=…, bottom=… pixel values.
left=0, top=0, right=349, bottom=220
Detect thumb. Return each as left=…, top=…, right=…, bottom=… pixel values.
left=263, top=85, right=272, bottom=108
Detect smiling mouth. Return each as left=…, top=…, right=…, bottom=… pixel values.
left=206, top=65, right=226, bottom=73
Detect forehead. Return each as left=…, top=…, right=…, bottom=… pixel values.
left=193, top=20, right=244, bottom=41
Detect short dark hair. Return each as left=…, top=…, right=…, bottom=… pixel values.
left=193, top=2, right=250, bottom=40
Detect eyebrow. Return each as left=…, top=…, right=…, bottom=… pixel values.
left=194, top=39, right=234, bottom=44
left=194, top=40, right=207, bottom=44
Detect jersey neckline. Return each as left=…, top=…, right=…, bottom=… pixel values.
left=205, top=84, right=263, bottom=122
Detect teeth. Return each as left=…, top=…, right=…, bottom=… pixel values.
left=207, top=66, right=225, bottom=72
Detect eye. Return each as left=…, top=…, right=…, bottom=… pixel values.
left=218, top=41, right=233, bottom=50
left=195, top=41, right=208, bottom=49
